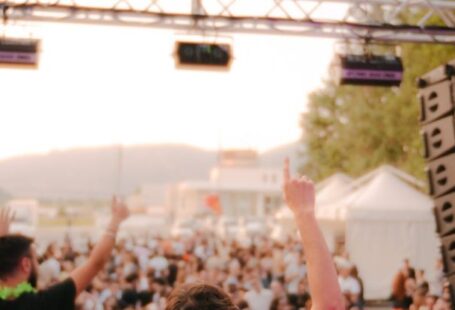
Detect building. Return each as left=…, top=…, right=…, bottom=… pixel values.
left=6, top=199, right=39, bottom=237
left=174, top=150, right=283, bottom=219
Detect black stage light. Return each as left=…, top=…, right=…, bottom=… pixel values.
left=336, top=54, right=403, bottom=87
left=0, top=38, right=39, bottom=66
left=175, top=42, right=232, bottom=68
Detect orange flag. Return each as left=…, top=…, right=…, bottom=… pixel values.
left=205, top=194, right=222, bottom=215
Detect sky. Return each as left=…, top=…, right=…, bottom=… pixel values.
left=0, top=9, right=337, bottom=160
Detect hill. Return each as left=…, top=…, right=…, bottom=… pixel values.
left=0, top=143, right=300, bottom=200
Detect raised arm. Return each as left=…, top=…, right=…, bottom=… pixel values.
left=70, top=197, right=129, bottom=296
left=0, top=207, right=14, bottom=237
left=283, top=159, right=344, bottom=310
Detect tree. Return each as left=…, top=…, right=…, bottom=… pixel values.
left=301, top=41, right=455, bottom=181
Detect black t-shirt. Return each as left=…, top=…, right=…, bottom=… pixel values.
left=0, top=278, right=76, bottom=310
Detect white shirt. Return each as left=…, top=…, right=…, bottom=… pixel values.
left=194, top=245, right=207, bottom=260
left=149, top=256, right=169, bottom=271
left=244, top=289, right=274, bottom=310
left=338, top=276, right=361, bottom=295
left=285, top=262, right=300, bottom=294
left=39, top=258, right=61, bottom=285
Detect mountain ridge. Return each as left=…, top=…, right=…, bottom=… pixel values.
left=0, top=143, right=301, bottom=200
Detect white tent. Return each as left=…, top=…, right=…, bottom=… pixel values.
left=315, top=173, right=353, bottom=251
left=316, top=173, right=354, bottom=220
left=345, top=165, right=439, bottom=300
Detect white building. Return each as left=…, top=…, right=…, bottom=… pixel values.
left=174, top=150, right=283, bottom=219
left=5, top=199, right=39, bottom=237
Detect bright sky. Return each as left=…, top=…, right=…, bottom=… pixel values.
left=0, top=16, right=336, bottom=160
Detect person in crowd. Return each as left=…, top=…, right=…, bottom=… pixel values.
left=350, top=265, right=364, bottom=309
left=433, top=282, right=452, bottom=310
left=409, top=284, right=429, bottom=310
left=392, top=259, right=424, bottom=310
left=290, top=279, right=311, bottom=310
left=0, top=197, right=129, bottom=309
left=416, top=270, right=428, bottom=287
left=338, top=261, right=361, bottom=309
left=403, top=259, right=416, bottom=280
left=430, top=259, right=444, bottom=297
left=391, top=270, right=410, bottom=309
left=243, top=276, right=274, bottom=310
left=270, top=294, right=294, bottom=310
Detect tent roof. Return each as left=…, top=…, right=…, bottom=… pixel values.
left=316, top=173, right=354, bottom=205
left=318, top=165, right=432, bottom=221
left=347, top=166, right=432, bottom=221
left=316, top=173, right=354, bottom=219
left=316, top=172, right=353, bottom=191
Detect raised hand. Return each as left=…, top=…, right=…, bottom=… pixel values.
left=0, top=207, right=14, bottom=237
left=111, top=197, right=129, bottom=225
left=283, top=158, right=315, bottom=218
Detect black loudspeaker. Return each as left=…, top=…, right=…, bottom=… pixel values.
left=336, top=54, right=403, bottom=87
left=419, top=79, right=455, bottom=124
left=447, top=274, right=455, bottom=305
left=435, top=192, right=455, bottom=237
left=0, top=38, right=39, bottom=66
left=175, top=42, right=232, bottom=68
left=422, top=114, right=455, bottom=161
left=427, top=154, right=455, bottom=197
left=420, top=60, right=455, bottom=308
left=441, top=234, right=455, bottom=275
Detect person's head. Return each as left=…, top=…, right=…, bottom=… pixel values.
left=153, top=278, right=167, bottom=293
left=403, top=259, right=410, bottom=268
left=416, top=269, right=425, bottom=278
left=350, top=265, right=360, bottom=278
left=0, top=235, right=39, bottom=288
left=270, top=280, right=285, bottom=298
left=339, top=265, right=352, bottom=278
left=412, top=284, right=428, bottom=307
left=270, top=296, right=292, bottom=310
left=165, top=283, right=238, bottom=310
left=408, top=268, right=416, bottom=280
left=250, top=274, right=262, bottom=292
left=442, top=282, right=451, bottom=302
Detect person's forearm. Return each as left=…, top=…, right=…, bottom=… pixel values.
left=71, top=199, right=128, bottom=296
left=88, top=218, right=119, bottom=268
left=295, top=213, right=344, bottom=310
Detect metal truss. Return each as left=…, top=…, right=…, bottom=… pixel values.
left=1, top=0, right=455, bottom=44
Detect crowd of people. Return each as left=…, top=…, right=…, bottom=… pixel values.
left=0, top=160, right=344, bottom=310
left=37, top=232, right=354, bottom=309
left=30, top=226, right=453, bottom=310
left=0, top=160, right=451, bottom=310
left=390, top=259, right=451, bottom=310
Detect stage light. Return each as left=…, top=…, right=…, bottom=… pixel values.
left=336, top=54, right=403, bottom=87
left=175, top=42, right=232, bottom=69
left=0, top=38, right=39, bottom=67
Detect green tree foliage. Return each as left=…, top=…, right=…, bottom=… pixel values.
left=301, top=42, right=455, bottom=181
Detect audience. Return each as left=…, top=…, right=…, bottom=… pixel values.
left=0, top=159, right=450, bottom=310
left=391, top=259, right=451, bottom=310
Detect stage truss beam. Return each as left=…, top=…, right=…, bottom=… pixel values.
left=1, top=0, right=455, bottom=44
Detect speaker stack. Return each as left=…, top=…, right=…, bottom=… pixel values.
left=418, top=60, right=455, bottom=303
